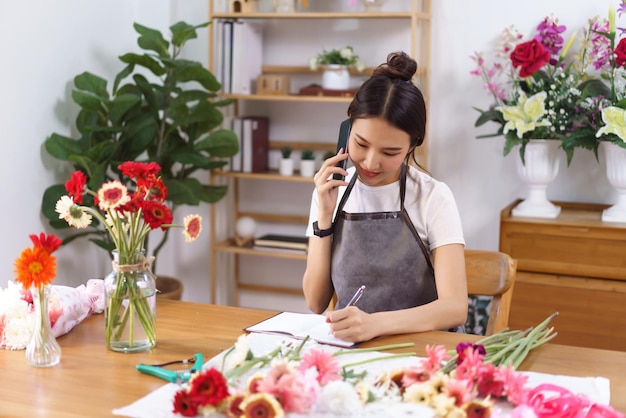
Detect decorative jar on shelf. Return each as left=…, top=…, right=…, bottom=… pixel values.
left=600, top=141, right=626, bottom=223
left=25, top=285, right=61, bottom=367
left=104, top=250, right=156, bottom=352
left=273, top=0, right=296, bottom=12
left=362, top=0, right=385, bottom=12
left=321, top=65, right=350, bottom=90
left=511, top=139, right=561, bottom=219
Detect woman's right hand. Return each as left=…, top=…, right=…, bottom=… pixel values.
left=313, top=149, right=349, bottom=224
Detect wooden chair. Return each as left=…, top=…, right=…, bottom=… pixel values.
left=327, top=249, right=517, bottom=336
left=465, top=249, right=517, bottom=335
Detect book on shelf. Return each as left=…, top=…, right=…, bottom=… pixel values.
left=254, top=234, right=308, bottom=251
left=242, top=116, right=269, bottom=173
left=244, top=312, right=355, bottom=348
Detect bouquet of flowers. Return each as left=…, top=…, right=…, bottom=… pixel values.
left=563, top=2, right=626, bottom=155
left=470, top=15, right=603, bottom=164
left=54, top=161, right=202, bottom=351
left=166, top=313, right=624, bottom=418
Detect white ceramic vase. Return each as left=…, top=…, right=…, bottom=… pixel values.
left=511, top=139, right=561, bottom=218
left=601, top=141, right=626, bottom=223
left=300, top=159, right=316, bottom=177
left=279, top=158, right=294, bottom=176
left=321, top=65, right=350, bottom=90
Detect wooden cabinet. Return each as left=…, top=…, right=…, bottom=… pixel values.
left=207, top=0, right=432, bottom=307
left=499, top=200, right=626, bottom=351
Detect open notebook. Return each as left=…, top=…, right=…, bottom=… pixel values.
left=244, top=312, right=356, bottom=348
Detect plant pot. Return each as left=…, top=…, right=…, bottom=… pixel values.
left=156, top=276, right=183, bottom=301
left=321, top=65, right=350, bottom=90
left=300, top=160, right=316, bottom=177
left=601, top=141, right=626, bottom=223
left=511, top=140, right=561, bottom=218
left=279, top=158, right=294, bottom=176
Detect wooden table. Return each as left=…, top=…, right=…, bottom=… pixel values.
left=1, top=300, right=625, bottom=417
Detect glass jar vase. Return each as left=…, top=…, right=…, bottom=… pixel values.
left=104, top=250, right=156, bottom=352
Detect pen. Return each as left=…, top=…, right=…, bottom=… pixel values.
left=347, top=285, right=366, bottom=307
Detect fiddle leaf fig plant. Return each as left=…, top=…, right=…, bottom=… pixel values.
left=41, top=21, right=238, bottom=264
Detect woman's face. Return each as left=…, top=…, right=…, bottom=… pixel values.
left=348, top=117, right=411, bottom=186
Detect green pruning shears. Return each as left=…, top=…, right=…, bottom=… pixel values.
left=136, top=353, right=204, bottom=383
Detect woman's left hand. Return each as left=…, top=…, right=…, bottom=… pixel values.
left=326, top=306, right=376, bottom=342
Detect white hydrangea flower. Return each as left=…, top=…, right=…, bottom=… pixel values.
left=315, top=380, right=363, bottom=415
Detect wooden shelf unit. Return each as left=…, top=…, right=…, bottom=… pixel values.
left=499, top=199, right=626, bottom=351
left=208, top=0, right=432, bottom=306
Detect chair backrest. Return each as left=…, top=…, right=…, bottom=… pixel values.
left=326, top=249, right=517, bottom=336
left=465, top=249, right=517, bottom=335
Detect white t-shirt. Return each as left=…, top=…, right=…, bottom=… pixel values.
left=305, top=165, right=465, bottom=251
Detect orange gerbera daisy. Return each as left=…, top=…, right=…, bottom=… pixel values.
left=14, top=246, right=57, bottom=289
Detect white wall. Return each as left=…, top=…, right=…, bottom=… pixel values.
left=0, top=1, right=618, bottom=306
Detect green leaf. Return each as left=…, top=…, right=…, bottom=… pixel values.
left=44, top=133, right=84, bottom=160
left=174, top=65, right=221, bottom=91
left=74, top=72, right=109, bottom=98
left=170, top=21, right=209, bottom=47
left=579, top=78, right=611, bottom=99
left=133, top=23, right=169, bottom=57
left=71, top=90, right=106, bottom=113
left=198, top=184, right=228, bottom=204
left=504, top=134, right=523, bottom=157
left=113, top=63, right=135, bottom=94
left=164, top=177, right=203, bottom=206
left=196, top=129, right=239, bottom=157
left=41, top=184, right=68, bottom=223
left=108, top=93, right=141, bottom=125
left=119, top=52, right=166, bottom=76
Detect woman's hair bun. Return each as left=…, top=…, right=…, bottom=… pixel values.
left=372, top=51, right=417, bottom=82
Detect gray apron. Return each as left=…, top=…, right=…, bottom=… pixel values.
left=331, top=164, right=438, bottom=313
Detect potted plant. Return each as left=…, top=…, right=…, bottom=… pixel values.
left=279, top=146, right=294, bottom=176
left=299, top=149, right=316, bottom=177
left=40, top=20, right=239, bottom=270
left=308, top=46, right=365, bottom=90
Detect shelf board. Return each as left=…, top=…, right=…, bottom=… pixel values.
left=214, top=239, right=308, bottom=260
left=215, top=169, right=316, bottom=183
left=220, top=93, right=353, bottom=103
left=212, top=12, right=429, bottom=20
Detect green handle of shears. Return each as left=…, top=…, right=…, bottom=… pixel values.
left=136, top=364, right=178, bottom=382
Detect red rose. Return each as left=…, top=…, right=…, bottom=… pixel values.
left=510, top=39, right=550, bottom=77
left=614, top=38, right=626, bottom=68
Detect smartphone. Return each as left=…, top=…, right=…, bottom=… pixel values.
left=332, top=119, right=351, bottom=181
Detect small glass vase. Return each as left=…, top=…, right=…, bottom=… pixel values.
left=26, top=285, right=61, bottom=367
left=104, top=250, right=157, bottom=352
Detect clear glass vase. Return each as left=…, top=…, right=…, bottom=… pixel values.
left=26, top=285, right=62, bottom=367
left=104, top=250, right=156, bottom=352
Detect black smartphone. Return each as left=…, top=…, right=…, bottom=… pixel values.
left=332, top=119, right=351, bottom=181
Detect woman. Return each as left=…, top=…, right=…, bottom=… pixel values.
left=302, top=51, right=467, bottom=343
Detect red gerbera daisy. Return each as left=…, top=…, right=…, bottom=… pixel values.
left=118, top=161, right=161, bottom=181
left=172, top=390, right=199, bottom=417
left=29, top=233, right=62, bottom=255
left=188, top=368, right=230, bottom=407
left=65, top=170, right=87, bottom=204
left=141, top=201, right=173, bottom=230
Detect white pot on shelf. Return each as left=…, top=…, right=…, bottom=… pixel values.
left=362, top=0, right=385, bottom=12
left=511, top=139, right=561, bottom=219
left=279, top=158, right=294, bottom=176
left=321, top=65, right=350, bottom=90
left=300, top=160, right=316, bottom=177
left=601, top=141, right=626, bottom=223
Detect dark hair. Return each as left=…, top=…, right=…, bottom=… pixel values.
left=347, top=51, right=426, bottom=166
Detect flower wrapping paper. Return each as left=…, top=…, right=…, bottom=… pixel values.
left=113, top=333, right=611, bottom=418
left=0, top=279, right=104, bottom=350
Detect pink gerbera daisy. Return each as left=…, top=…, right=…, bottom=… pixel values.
left=183, top=214, right=203, bottom=242
left=97, top=180, right=130, bottom=211
left=297, top=349, right=341, bottom=385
